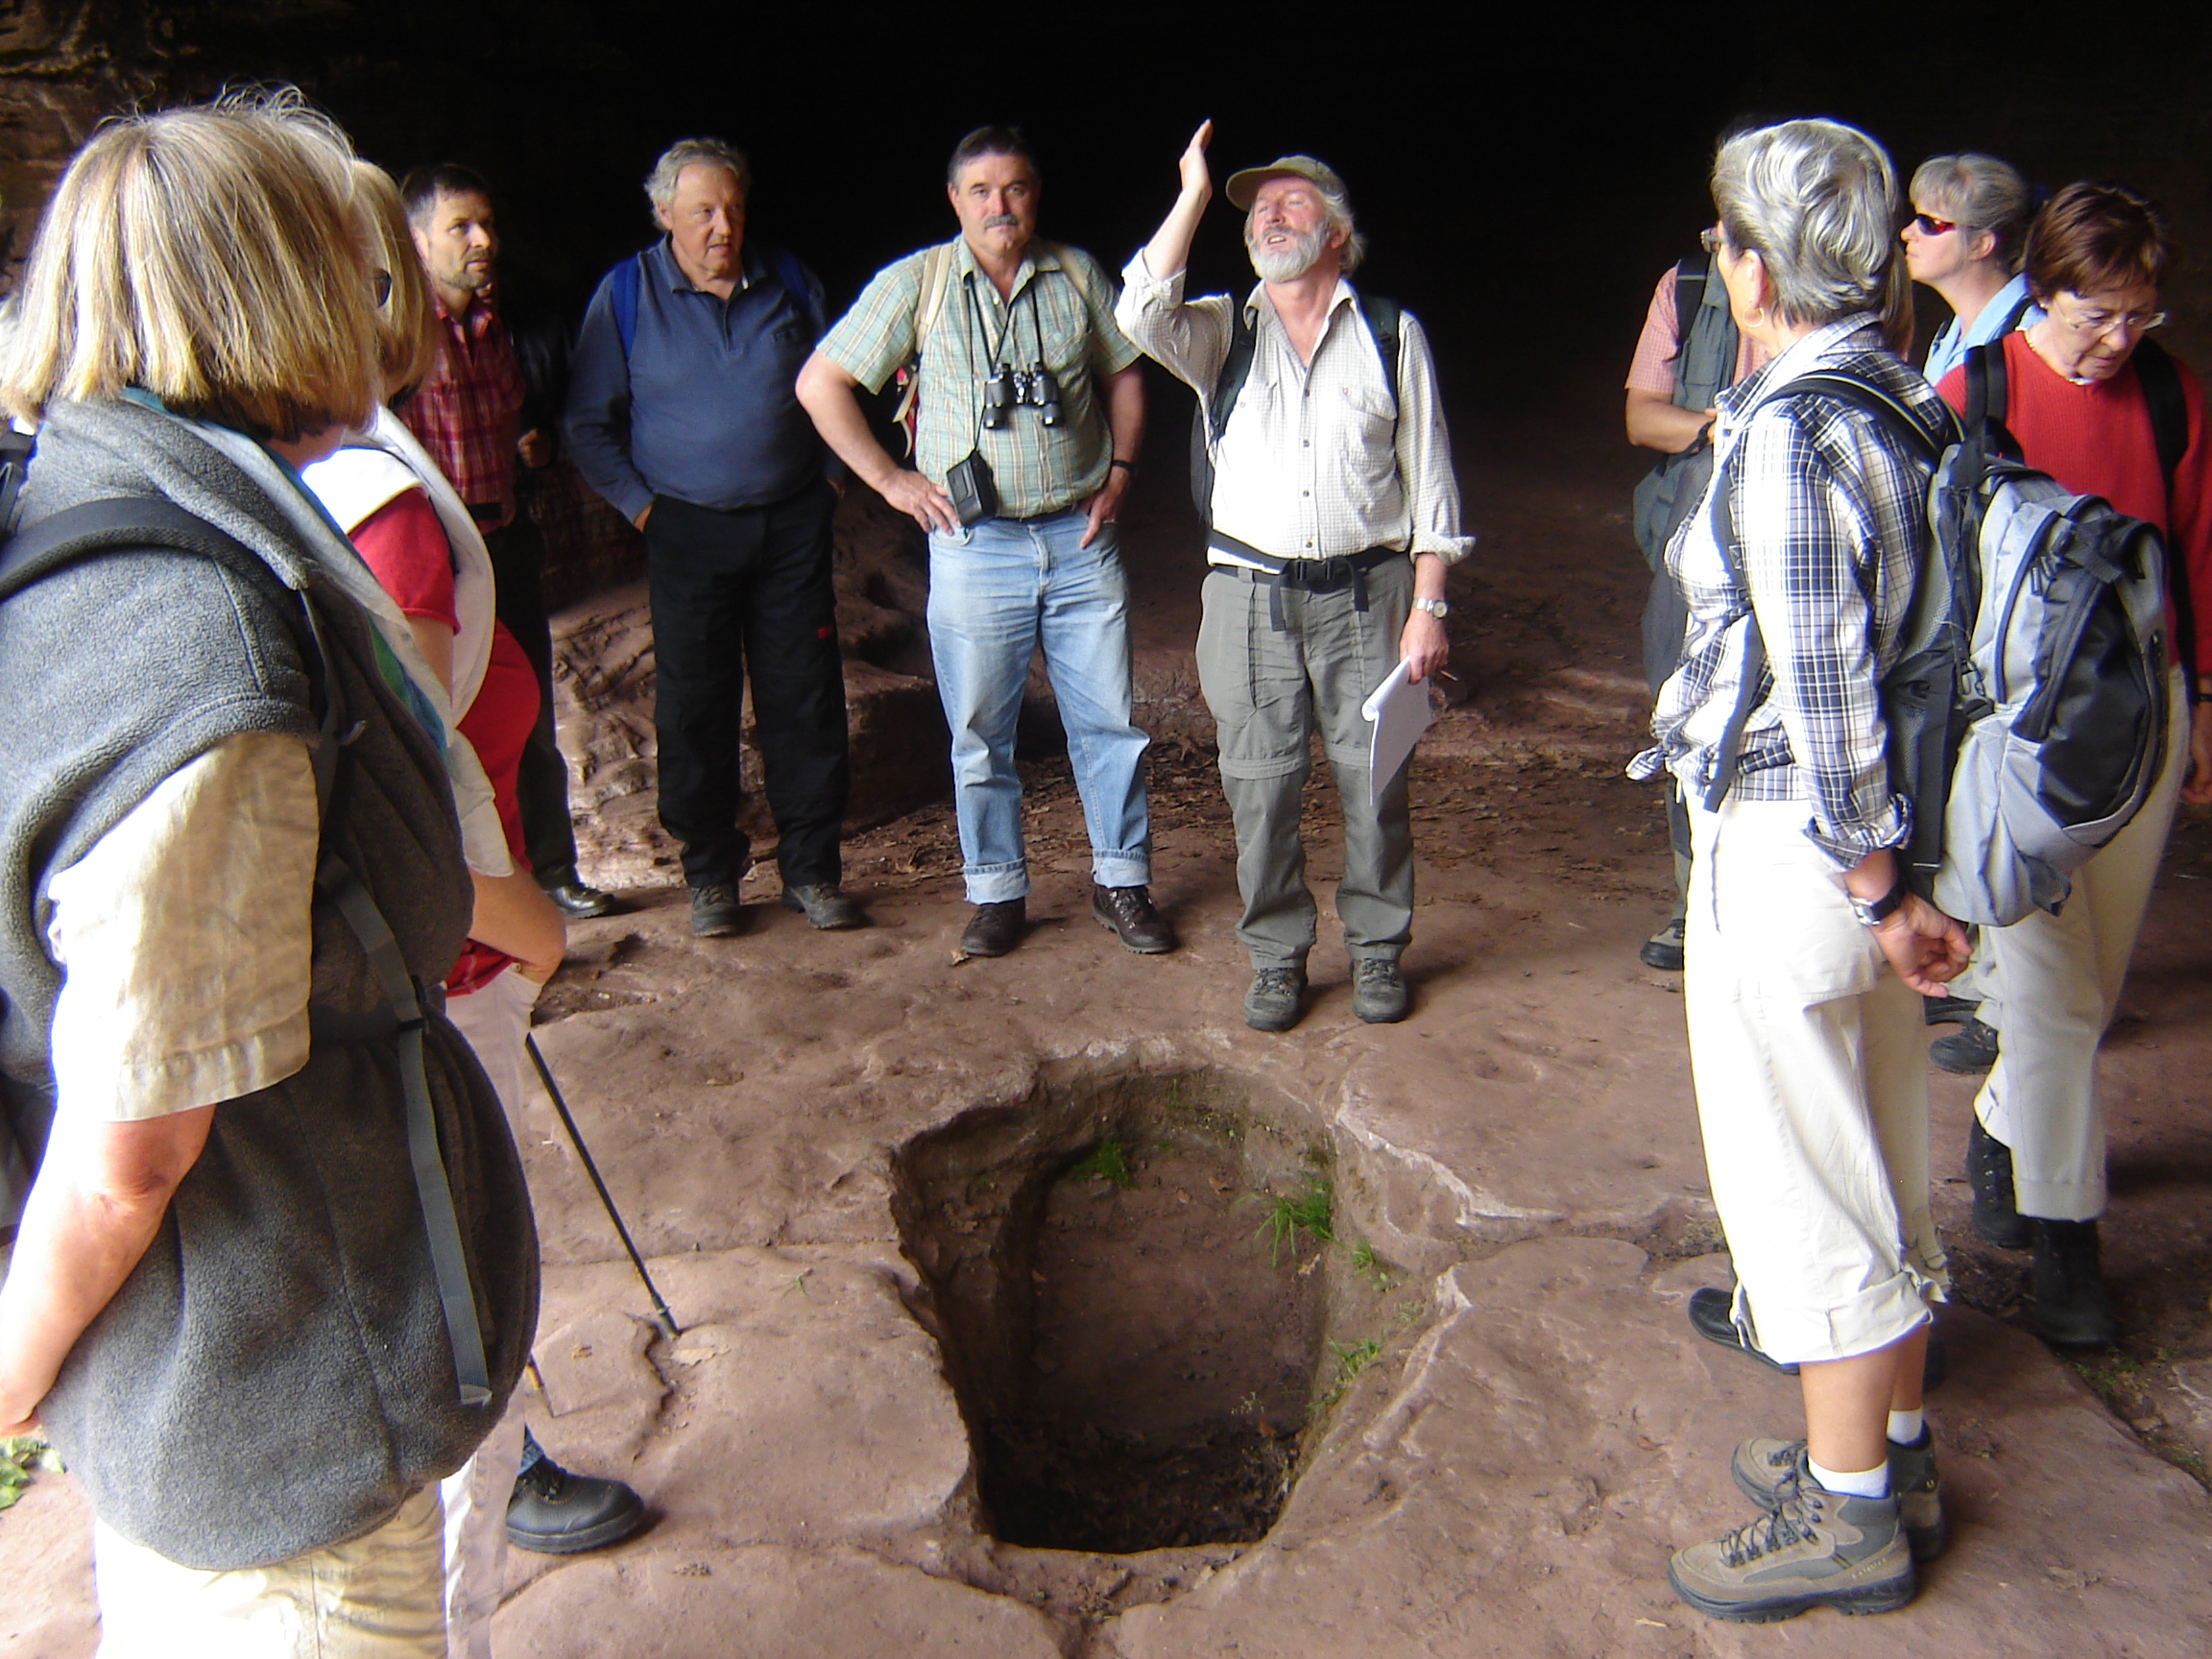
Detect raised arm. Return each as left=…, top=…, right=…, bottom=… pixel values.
left=1143, top=121, right=1214, bottom=282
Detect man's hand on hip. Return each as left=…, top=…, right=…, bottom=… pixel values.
left=1080, top=467, right=1132, bottom=548
left=1398, top=609, right=1449, bottom=684
left=880, top=469, right=961, bottom=535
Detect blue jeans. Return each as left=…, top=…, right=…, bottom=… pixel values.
left=926, top=511, right=1150, bottom=903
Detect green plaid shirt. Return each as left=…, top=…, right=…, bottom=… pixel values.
left=819, top=236, right=1140, bottom=519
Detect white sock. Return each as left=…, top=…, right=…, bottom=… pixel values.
left=1807, top=1455, right=1888, bottom=1500
left=1887, top=1408, right=1924, bottom=1446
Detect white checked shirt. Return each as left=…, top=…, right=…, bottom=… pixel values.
left=1629, top=315, right=1952, bottom=867
left=1117, top=253, right=1475, bottom=568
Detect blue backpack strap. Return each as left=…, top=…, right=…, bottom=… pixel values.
left=769, top=245, right=827, bottom=340
left=611, top=253, right=643, bottom=359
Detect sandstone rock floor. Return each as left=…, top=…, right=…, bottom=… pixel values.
left=6, top=418, right=2210, bottom=1656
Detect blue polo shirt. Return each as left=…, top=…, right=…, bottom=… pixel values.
left=565, top=238, right=829, bottom=521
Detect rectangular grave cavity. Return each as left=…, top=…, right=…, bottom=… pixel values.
left=892, top=1070, right=1412, bottom=1554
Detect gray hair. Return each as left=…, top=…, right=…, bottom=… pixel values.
left=1911, top=152, right=2032, bottom=273
left=1713, top=118, right=1899, bottom=326
left=645, top=137, right=751, bottom=216
left=1243, top=172, right=1369, bottom=276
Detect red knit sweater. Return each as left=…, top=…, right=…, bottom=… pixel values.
left=1937, top=330, right=2212, bottom=673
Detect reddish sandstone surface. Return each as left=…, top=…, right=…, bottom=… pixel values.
left=6, top=404, right=2209, bottom=1656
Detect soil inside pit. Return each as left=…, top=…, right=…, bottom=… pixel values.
left=988, top=1133, right=1319, bottom=1552
left=892, top=1076, right=1411, bottom=1559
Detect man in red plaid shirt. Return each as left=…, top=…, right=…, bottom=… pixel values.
left=401, top=164, right=618, bottom=920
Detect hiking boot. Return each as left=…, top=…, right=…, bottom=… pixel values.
left=507, top=1442, right=646, bottom=1555
left=544, top=878, right=620, bottom=919
left=959, top=898, right=1025, bottom=957
left=2032, top=1218, right=2116, bottom=1348
left=781, top=883, right=863, bottom=929
left=1640, top=918, right=1686, bottom=971
left=688, top=881, right=743, bottom=938
left=1244, top=965, right=1307, bottom=1032
left=1689, top=1288, right=1949, bottom=1390
left=1730, top=1431, right=1945, bottom=1562
left=1667, top=1474, right=1915, bottom=1623
left=1930, top=1016, right=1999, bottom=1074
left=1922, top=992, right=1979, bottom=1026
left=1967, top=1118, right=2032, bottom=1249
left=1092, top=883, right=1174, bottom=953
left=1350, top=957, right=1410, bottom=1023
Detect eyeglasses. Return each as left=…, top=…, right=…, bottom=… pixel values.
left=370, top=267, right=393, bottom=306
left=1700, top=226, right=1729, bottom=255
left=1911, top=212, right=1959, bottom=236
left=2051, top=293, right=2167, bottom=339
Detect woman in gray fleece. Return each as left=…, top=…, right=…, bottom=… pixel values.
left=0, top=90, right=536, bottom=1656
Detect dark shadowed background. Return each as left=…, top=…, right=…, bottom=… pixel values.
left=7, top=0, right=2212, bottom=440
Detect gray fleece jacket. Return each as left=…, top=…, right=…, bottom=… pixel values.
left=0, top=396, right=538, bottom=1569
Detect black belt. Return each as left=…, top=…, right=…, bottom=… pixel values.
left=1207, top=532, right=1407, bottom=628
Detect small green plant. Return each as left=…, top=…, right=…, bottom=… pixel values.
left=1309, top=1336, right=1386, bottom=1419
left=1070, top=1136, right=1136, bottom=1190
left=1348, top=1238, right=1392, bottom=1290
left=0, top=1435, right=60, bottom=1511
left=1255, top=1180, right=1334, bottom=1265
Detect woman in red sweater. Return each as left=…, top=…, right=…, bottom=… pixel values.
left=1933, top=182, right=2212, bottom=1348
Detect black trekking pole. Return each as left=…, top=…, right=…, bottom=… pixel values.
left=524, top=1034, right=682, bottom=1340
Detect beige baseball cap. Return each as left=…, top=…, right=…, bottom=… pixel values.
left=1224, top=155, right=1347, bottom=211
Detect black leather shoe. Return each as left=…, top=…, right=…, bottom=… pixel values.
left=960, top=897, right=1024, bottom=957
left=1093, top=883, right=1174, bottom=953
left=1690, top=1286, right=1951, bottom=1388
left=507, top=1450, right=646, bottom=1554
left=1688, top=1286, right=1799, bottom=1375
left=1922, top=992, right=1979, bottom=1027
left=689, top=881, right=743, bottom=938
left=544, top=879, right=619, bottom=919
left=2032, top=1218, right=2116, bottom=1348
left=1931, top=1016, right=1999, bottom=1074
left=1967, top=1118, right=2032, bottom=1249
left=1639, top=918, right=1686, bottom=971
left=781, top=883, right=863, bottom=929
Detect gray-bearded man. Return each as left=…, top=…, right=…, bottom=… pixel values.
left=1118, top=122, right=1473, bottom=1031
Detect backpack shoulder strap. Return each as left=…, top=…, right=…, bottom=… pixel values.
left=1674, top=252, right=1707, bottom=353
left=611, top=253, right=644, bottom=359
left=769, top=245, right=827, bottom=340
left=1784, top=371, right=1949, bottom=469
left=1358, top=294, right=1403, bottom=398
left=914, top=242, right=957, bottom=354
left=1208, top=299, right=1261, bottom=444
left=2132, top=337, right=2187, bottom=493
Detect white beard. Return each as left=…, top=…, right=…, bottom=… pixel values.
left=1248, top=222, right=1327, bottom=283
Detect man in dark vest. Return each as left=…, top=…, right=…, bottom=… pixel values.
left=401, top=162, right=621, bottom=924
left=1623, top=232, right=1770, bottom=971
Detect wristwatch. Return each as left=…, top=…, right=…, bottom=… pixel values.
left=1848, top=874, right=1909, bottom=927
left=1412, top=596, right=1449, bottom=618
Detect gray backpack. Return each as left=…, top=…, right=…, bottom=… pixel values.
left=1705, top=351, right=2175, bottom=927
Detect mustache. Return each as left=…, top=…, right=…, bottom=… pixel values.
left=983, top=213, right=1022, bottom=229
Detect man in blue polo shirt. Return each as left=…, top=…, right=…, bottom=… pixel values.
left=566, top=136, right=857, bottom=937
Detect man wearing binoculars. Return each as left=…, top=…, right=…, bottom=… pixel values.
left=800, top=125, right=1169, bottom=961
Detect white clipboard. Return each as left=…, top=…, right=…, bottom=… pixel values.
left=1360, top=659, right=1435, bottom=804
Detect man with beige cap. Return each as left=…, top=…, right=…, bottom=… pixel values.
left=1118, top=123, right=1472, bottom=1031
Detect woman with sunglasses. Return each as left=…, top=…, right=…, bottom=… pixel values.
left=1903, top=154, right=2036, bottom=385
left=1930, top=181, right=2212, bottom=1348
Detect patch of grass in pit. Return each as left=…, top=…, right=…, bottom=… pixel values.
left=1068, top=1136, right=1136, bottom=1190
left=1253, top=1180, right=1334, bottom=1265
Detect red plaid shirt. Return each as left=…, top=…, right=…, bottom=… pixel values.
left=399, top=295, right=526, bottom=527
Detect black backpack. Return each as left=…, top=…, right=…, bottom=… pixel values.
left=1188, top=293, right=1402, bottom=522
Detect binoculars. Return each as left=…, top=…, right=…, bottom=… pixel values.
left=980, top=364, right=1063, bottom=429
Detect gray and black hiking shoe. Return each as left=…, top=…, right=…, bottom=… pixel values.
left=1729, top=1431, right=1945, bottom=1562
left=1668, top=1474, right=1914, bottom=1623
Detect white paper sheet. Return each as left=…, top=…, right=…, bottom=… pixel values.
left=1361, top=659, right=1435, bottom=803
